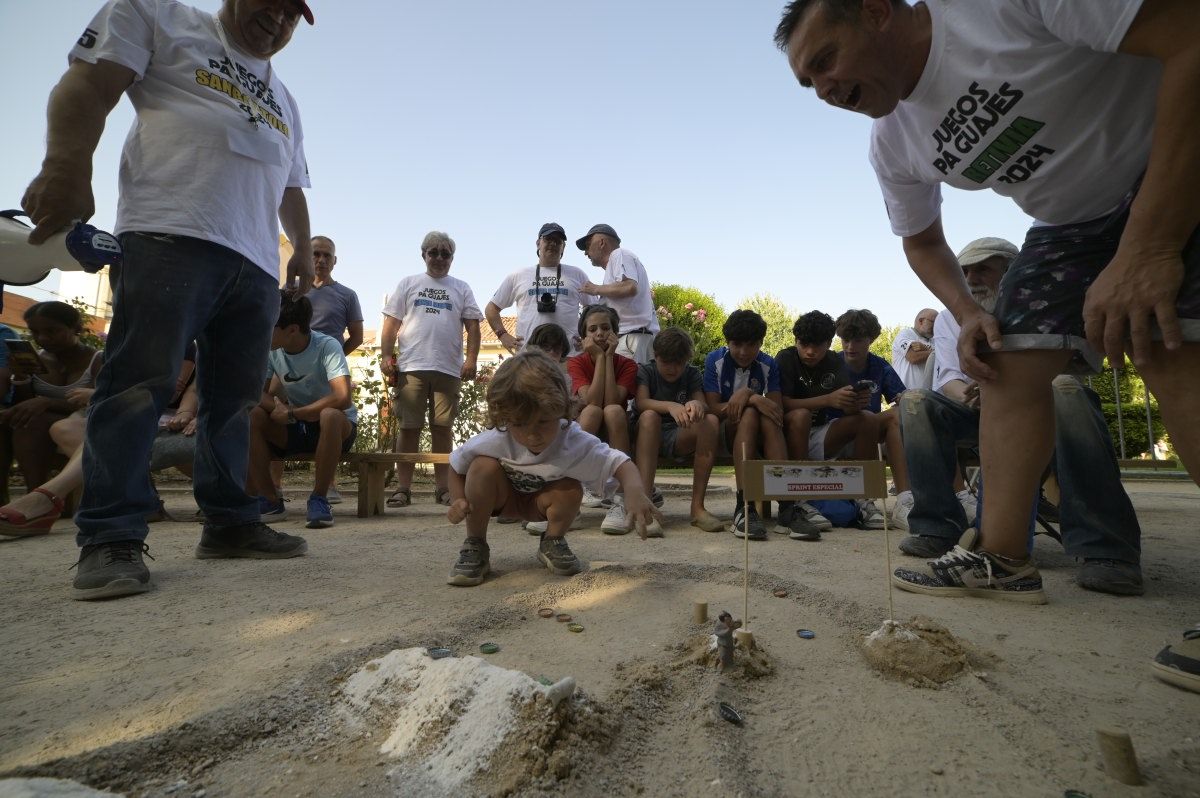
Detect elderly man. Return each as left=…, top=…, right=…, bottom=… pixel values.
left=777, top=0, right=1200, bottom=688
left=894, top=237, right=1143, bottom=597
left=485, top=222, right=593, bottom=355
left=892, top=308, right=937, bottom=391
left=577, top=224, right=659, bottom=365
left=21, top=0, right=317, bottom=600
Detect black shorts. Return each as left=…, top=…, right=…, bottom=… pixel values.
left=268, top=419, right=358, bottom=457
left=993, top=180, right=1200, bottom=372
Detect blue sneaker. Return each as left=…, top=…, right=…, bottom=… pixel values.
left=258, top=495, right=286, bottom=518
left=306, top=493, right=333, bottom=529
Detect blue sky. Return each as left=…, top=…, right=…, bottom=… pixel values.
left=1, top=0, right=1034, bottom=330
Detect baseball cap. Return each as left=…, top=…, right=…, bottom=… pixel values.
left=538, top=222, right=566, bottom=240
left=957, top=237, right=1018, bottom=266
left=299, top=2, right=314, bottom=24
left=575, top=223, right=620, bottom=251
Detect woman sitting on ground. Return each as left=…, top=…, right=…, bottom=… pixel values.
left=0, top=302, right=101, bottom=491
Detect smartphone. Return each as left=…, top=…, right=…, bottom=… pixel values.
left=854, top=379, right=877, bottom=393
left=3, top=339, right=48, bottom=374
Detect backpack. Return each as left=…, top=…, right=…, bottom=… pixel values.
left=808, top=499, right=858, bottom=527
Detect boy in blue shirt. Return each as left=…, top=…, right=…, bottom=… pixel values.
left=248, top=292, right=358, bottom=529
left=703, top=310, right=787, bottom=540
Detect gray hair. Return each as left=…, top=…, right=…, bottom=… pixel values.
left=420, top=231, right=455, bottom=253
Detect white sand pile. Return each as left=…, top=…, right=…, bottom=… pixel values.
left=0, top=780, right=123, bottom=798
left=340, top=648, right=613, bottom=795
left=860, top=617, right=970, bottom=687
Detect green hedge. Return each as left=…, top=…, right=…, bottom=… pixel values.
left=1100, top=400, right=1168, bottom=458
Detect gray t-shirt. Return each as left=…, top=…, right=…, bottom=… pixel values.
left=307, top=282, right=363, bottom=342
left=637, top=361, right=703, bottom=428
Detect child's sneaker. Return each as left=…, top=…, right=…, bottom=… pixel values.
left=730, top=505, right=767, bottom=541
left=327, top=488, right=343, bottom=505
left=1152, top=625, right=1200, bottom=694
left=601, top=501, right=629, bottom=535
left=525, top=513, right=583, bottom=535
left=305, top=493, right=333, bottom=529
left=800, top=502, right=832, bottom=530
left=582, top=487, right=612, bottom=509
left=856, top=499, right=886, bottom=529
left=258, top=495, right=286, bottom=518
left=538, top=535, right=582, bottom=576
left=957, top=489, right=978, bottom=524
left=891, top=490, right=915, bottom=531
left=447, top=537, right=490, bottom=586
left=650, top=487, right=665, bottom=509
left=780, top=503, right=821, bottom=541
left=892, top=530, right=1047, bottom=604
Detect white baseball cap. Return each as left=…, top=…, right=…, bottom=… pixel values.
left=956, top=237, right=1018, bottom=266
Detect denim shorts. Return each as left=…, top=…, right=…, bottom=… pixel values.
left=993, top=181, right=1200, bottom=372
left=269, top=419, right=358, bottom=457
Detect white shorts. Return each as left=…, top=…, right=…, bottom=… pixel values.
left=808, top=422, right=853, bottom=461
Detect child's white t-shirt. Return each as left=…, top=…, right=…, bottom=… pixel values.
left=70, top=0, right=310, bottom=275
left=869, top=0, right=1159, bottom=235
left=382, top=272, right=483, bottom=377
left=450, top=422, right=629, bottom=494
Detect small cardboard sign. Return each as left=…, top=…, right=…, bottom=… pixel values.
left=742, top=460, right=887, bottom=500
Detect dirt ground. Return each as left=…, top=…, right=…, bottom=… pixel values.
left=1, top=478, right=1197, bottom=798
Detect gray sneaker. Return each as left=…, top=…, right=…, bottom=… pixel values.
left=195, top=522, right=308, bottom=559
left=781, top=503, right=822, bottom=541
left=538, top=535, right=583, bottom=576
left=448, top=537, right=490, bottom=586
left=72, top=540, right=153, bottom=601
left=898, top=534, right=955, bottom=558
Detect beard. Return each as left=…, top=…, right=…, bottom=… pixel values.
left=973, top=289, right=998, bottom=314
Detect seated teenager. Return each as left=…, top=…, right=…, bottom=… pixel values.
left=247, top=292, right=357, bottom=530
left=567, top=304, right=637, bottom=532
left=703, top=309, right=787, bottom=541
left=634, top=326, right=723, bottom=536
left=833, top=308, right=912, bottom=529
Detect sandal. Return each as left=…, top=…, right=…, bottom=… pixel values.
left=386, top=487, right=412, bottom=508
left=435, top=488, right=452, bottom=507
left=0, top=487, right=65, bottom=537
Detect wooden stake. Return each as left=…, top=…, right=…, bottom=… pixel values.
left=1096, top=728, right=1144, bottom=785
left=879, top=443, right=895, bottom=623
left=693, top=601, right=708, bottom=624
left=741, top=441, right=750, bottom=634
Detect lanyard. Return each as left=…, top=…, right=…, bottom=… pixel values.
left=212, top=14, right=273, bottom=131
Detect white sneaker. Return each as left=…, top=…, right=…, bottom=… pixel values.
left=601, top=502, right=629, bottom=535
left=582, top=487, right=612, bottom=509
left=526, top=513, right=583, bottom=535
left=857, top=499, right=886, bottom=530
left=327, top=488, right=343, bottom=505
left=891, top=490, right=914, bottom=531
left=800, top=502, right=832, bottom=531
left=957, top=489, right=978, bottom=525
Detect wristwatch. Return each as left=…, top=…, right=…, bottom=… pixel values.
left=287, top=408, right=296, bottom=424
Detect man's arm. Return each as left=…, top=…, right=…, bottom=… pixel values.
left=583, top=277, right=638, bottom=299
left=279, top=188, right=313, bottom=295
left=292, top=375, right=352, bottom=421
left=22, top=59, right=135, bottom=242
left=342, top=321, right=364, bottom=355
left=379, top=314, right=401, bottom=376
left=485, top=301, right=520, bottom=353
left=903, top=219, right=1003, bottom=382
left=905, top=344, right=932, bottom=364
left=1085, top=0, right=1200, bottom=364
left=462, top=319, right=481, bottom=380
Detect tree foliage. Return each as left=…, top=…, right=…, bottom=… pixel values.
left=736, top=292, right=796, bottom=359
left=650, top=284, right=728, bottom=368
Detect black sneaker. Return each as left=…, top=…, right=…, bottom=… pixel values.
left=195, top=521, right=307, bottom=559
left=730, top=505, right=767, bottom=541
left=784, top=505, right=822, bottom=542
left=538, top=535, right=583, bottom=576
left=72, top=540, right=153, bottom=601
left=898, top=534, right=955, bottom=558
left=448, top=537, right=490, bottom=586
left=1078, top=558, right=1144, bottom=596
left=650, top=488, right=665, bottom=509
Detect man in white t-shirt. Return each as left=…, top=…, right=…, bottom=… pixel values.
left=776, top=0, right=1200, bottom=677
left=485, top=222, right=593, bottom=355
left=577, top=224, right=660, bottom=365
left=380, top=231, right=483, bottom=509
left=21, top=0, right=316, bottom=600
left=892, top=309, right=937, bottom=391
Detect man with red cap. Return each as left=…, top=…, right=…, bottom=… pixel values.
left=21, top=0, right=317, bottom=600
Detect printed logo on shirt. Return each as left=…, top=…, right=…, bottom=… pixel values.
left=415, top=287, right=454, bottom=314
left=77, top=28, right=98, bottom=48
left=749, top=378, right=762, bottom=392
left=929, top=81, right=1054, bottom=187
left=502, top=463, right=548, bottom=494
left=195, top=67, right=291, bottom=136
left=819, top=373, right=836, bottom=390
left=283, top=372, right=305, bottom=383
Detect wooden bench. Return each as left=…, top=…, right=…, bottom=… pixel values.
left=345, top=452, right=450, bottom=518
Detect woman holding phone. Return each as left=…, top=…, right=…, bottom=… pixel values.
left=0, top=302, right=101, bottom=515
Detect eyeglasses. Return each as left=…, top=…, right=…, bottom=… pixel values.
left=424, top=248, right=453, bottom=260
left=540, top=237, right=564, bottom=246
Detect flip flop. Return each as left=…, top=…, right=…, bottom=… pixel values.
left=386, top=487, right=411, bottom=508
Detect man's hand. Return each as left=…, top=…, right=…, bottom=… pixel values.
left=269, top=402, right=290, bottom=425
left=498, top=332, right=523, bottom=355
left=581, top=280, right=601, bottom=296
left=447, top=498, right=471, bottom=524
left=380, top=355, right=397, bottom=379
left=827, top=385, right=860, bottom=413
left=750, top=394, right=783, bottom=426
left=461, top=360, right=477, bottom=381
left=963, top=382, right=981, bottom=410
left=22, top=165, right=95, bottom=245
left=285, top=248, right=314, bottom=296
left=725, top=387, right=752, bottom=423
left=1083, top=247, right=1184, bottom=366
left=957, top=306, right=1004, bottom=383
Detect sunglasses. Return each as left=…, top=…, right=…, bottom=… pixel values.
left=424, top=248, right=454, bottom=260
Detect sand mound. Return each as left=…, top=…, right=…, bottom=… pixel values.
left=340, top=648, right=615, bottom=796
left=669, top=634, right=775, bottom=679
left=0, top=780, right=123, bottom=798
left=860, top=617, right=969, bottom=687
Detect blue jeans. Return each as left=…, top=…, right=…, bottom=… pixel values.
left=898, top=377, right=1141, bottom=563
left=76, top=233, right=278, bottom=546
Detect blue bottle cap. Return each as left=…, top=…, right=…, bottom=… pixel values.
left=797, top=629, right=816, bottom=639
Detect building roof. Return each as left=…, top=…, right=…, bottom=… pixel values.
left=357, top=316, right=518, bottom=352
left=0, top=291, right=108, bottom=336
